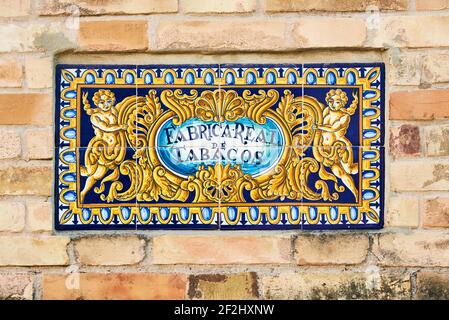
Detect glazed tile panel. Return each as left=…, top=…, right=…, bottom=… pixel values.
left=55, top=64, right=385, bottom=230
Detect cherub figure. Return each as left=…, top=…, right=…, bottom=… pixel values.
left=316, top=89, right=359, bottom=200
left=80, top=89, right=127, bottom=203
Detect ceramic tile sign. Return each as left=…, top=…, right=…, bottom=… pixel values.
left=55, top=64, right=384, bottom=230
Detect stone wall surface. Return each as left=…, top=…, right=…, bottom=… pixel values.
left=0, top=0, right=448, bottom=300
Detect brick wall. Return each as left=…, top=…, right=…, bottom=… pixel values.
left=0, top=0, right=448, bottom=300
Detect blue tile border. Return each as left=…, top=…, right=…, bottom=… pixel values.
left=54, top=63, right=385, bottom=230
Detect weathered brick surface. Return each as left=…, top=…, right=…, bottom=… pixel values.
left=75, top=236, right=145, bottom=265
left=184, top=0, right=256, bottom=13
left=79, top=20, right=148, bottom=51
left=188, top=273, right=258, bottom=300
left=422, top=52, right=449, bottom=84
left=385, top=195, right=419, bottom=228
left=0, top=162, right=52, bottom=195
left=390, top=90, right=449, bottom=120
left=152, top=235, right=292, bottom=264
left=292, top=18, right=366, bottom=48
left=265, top=0, right=408, bottom=12
left=425, top=125, right=449, bottom=157
left=25, top=56, right=53, bottom=89
left=42, top=273, right=186, bottom=300
left=423, top=197, right=449, bottom=228
left=0, top=59, right=22, bottom=87
left=0, top=273, right=34, bottom=300
left=0, top=0, right=29, bottom=17
left=26, top=201, right=52, bottom=232
left=156, top=20, right=288, bottom=51
left=38, top=0, right=178, bottom=15
left=388, top=51, right=422, bottom=86
left=373, top=232, right=449, bottom=267
left=0, top=236, right=69, bottom=266
left=0, top=128, right=21, bottom=160
left=0, top=22, right=75, bottom=53
left=376, top=16, right=449, bottom=48
left=416, top=272, right=449, bottom=299
left=262, top=272, right=411, bottom=299
left=389, top=125, right=420, bottom=158
left=0, top=94, right=52, bottom=125
left=23, top=128, right=53, bottom=160
left=0, top=201, right=25, bottom=232
left=416, top=0, right=449, bottom=11
left=390, top=160, right=449, bottom=191
left=295, top=234, right=369, bottom=265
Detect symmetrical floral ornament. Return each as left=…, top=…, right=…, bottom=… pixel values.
left=55, top=64, right=384, bottom=230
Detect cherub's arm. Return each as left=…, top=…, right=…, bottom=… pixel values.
left=317, top=115, right=349, bottom=132
left=82, top=92, right=94, bottom=115
left=91, top=114, right=126, bottom=132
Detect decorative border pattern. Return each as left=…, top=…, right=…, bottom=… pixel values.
left=55, top=63, right=384, bottom=230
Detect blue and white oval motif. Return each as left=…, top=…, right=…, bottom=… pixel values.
left=225, top=72, right=235, bottom=85
left=156, top=117, right=285, bottom=178
left=105, top=73, right=115, bottom=84
left=204, top=72, right=214, bottom=85
left=287, top=72, right=297, bottom=84
left=185, top=72, right=195, bottom=85
left=144, top=73, right=153, bottom=84
left=249, top=207, right=259, bottom=221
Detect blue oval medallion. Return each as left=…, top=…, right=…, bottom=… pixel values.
left=269, top=207, right=278, bottom=220
left=347, top=71, right=356, bottom=85
left=101, top=208, right=111, bottom=220
left=201, top=207, right=212, bottom=220
left=82, top=208, right=91, bottom=220
left=326, top=72, right=336, bottom=85
left=309, top=206, right=318, bottom=220
left=144, top=73, right=153, bottom=84
left=204, top=72, right=214, bottom=85
left=246, top=72, right=256, bottom=84
left=63, top=191, right=76, bottom=202
left=85, top=73, right=95, bottom=84
left=290, top=206, right=299, bottom=221
left=105, top=73, right=115, bottom=84
left=266, top=72, right=276, bottom=84
left=156, top=117, right=285, bottom=178
left=180, top=207, right=189, bottom=220
left=185, top=72, right=195, bottom=85
left=62, top=151, right=76, bottom=163
left=287, top=72, right=297, bottom=84
left=64, top=90, right=76, bottom=99
left=121, top=207, right=131, bottom=220
left=306, top=72, right=316, bottom=84
left=125, top=73, right=134, bottom=84
left=139, top=207, right=149, bottom=221
left=63, top=109, right=76, bottom=118
left=225, top=72, right=235, bottom=85
left=160, top=207, right=170, bottom=220
left=165, top=72, right=175, bottom=84
left=350, top=207, right=358, bottom=220
left=249, top=207, right=259, bottom=221
left=330, top=206, right=338, bottom=220
left=63, top=128, right=76, bottom=139
left=227, top=207, right=238, bottom=222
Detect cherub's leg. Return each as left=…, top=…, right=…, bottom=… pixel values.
left=338, top=138, right=358, bottom=175
left=80, top=165, right=107, bottom=203
left=95, top=167, right=120, bottom=194
left=331, top=164, right=358, bottom=202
